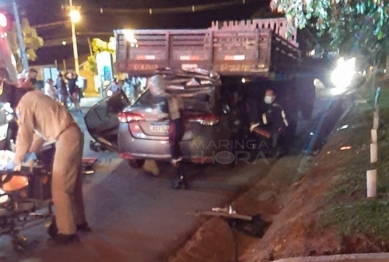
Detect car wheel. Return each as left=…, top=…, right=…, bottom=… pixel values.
left=128, top=159, right=145, bottom=169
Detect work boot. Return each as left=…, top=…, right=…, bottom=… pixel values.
left=274, top=147, right=287, bottom=159
left=76, top=222, right=91, bottom=232
left=48, top=233, right=80, bottom=245
left=172, top=176, right=189, bottom=190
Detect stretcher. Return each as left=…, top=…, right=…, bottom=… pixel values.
left=0, top=146, right=97, bottom=252
left=0, top=166, right=54, bottom=252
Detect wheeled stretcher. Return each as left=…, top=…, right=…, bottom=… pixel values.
left=0, top=144, right=97, bottom=252
left=0, top=164, right=54, bottom=252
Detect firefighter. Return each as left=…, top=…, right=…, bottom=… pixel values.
left=12, top=90, right=90, bottom=245
left=250, top=89, right=289, bottom=158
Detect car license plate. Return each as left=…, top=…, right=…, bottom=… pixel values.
left=150, top=124, right=169, bottom=133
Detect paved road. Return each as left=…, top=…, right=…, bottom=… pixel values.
left=0, top=94, right=335, bottom=262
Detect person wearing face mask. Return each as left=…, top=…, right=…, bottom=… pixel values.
left=250, top=89, right=289, bottom=158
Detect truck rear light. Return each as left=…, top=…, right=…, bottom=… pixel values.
left=180, top=55, right=199, bottom=61
left=188, top=114, right=220, bottom=126
left=118, top=112, right=144, bottom=123
left=136, top=55, right=155, bottom=60
left=224, top=55, right=246, bottom=61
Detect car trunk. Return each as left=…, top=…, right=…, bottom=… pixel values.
left=85, top=69, right=222, bottom=151
left=121, top=70, right=221, bottom=140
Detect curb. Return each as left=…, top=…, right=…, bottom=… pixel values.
left=272, top=253, right=389, bottom=262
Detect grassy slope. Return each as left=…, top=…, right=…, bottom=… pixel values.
left=317, top=79, right=389, bottom=243
left=243, top=78, right=389, bottom=261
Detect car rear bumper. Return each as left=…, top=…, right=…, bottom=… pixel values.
left=118, top=123, right=231, bottom=164
left=119, top=152, right=215, bottom=164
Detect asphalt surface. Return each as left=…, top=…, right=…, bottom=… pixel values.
left=0, top=94, right=333, bottom=262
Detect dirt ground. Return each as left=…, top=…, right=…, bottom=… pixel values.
left=168, top=79, right=389, bottom=262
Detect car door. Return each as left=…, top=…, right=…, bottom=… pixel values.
left=84, top=90, right=130, bottom=151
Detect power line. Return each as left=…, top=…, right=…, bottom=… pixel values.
left=33, top=20, right=70, bottom=29
left=42, top=31, right=112, bottom=47
left=32, top=0, right=261, bottom=30
left=76, top=32, right=112, bottom=36
left=84, top=0, right=259, bottom=15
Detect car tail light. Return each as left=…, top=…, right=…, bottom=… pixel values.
left=188, top=114, right=220, bottom=126
left=118, top=112, right=144, bottom=123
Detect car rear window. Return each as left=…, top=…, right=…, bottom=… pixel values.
left=133, top=89, right=215, bottom=114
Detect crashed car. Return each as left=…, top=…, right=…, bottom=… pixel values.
left=85, top=68, right=247, bottom=168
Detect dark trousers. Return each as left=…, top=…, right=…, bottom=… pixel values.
left=169, top=118, right=185, bottom=159
left=253, top=125, right=286, bottom=153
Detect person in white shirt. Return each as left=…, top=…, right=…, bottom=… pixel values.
left=44, top=78, right=56, bottom=100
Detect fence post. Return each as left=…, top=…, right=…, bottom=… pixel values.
left=367, top=169, right=377, bottom=198
left=371, top=129, right=377, bottom=143
left=367, top=87, right=380, bottom=198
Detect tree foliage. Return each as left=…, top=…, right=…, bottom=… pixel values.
left=91, top=38, right=115, bottom=54
left=270, top=0, right=389, bottom=60
left=7, top=17, right=44, bottom=71
left=87, top=37, right=115, bottom=75
left=87, top=55, right=98, bottom=75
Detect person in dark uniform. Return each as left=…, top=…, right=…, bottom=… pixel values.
left=55, top=73, right=68, bottom=109
left=65, top=71, right=82, bottom=113
left=250, top=89, right=289, bottom=158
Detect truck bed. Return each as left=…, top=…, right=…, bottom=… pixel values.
left=114, top=21, right=301, bottom=77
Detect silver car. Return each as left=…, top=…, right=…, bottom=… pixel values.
left=85, top=69, right=245, bottom=168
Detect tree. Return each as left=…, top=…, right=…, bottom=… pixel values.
left=87, top=37, right=115, bottom=75
left=270, top=0, right=389, bottom=61
left=7, top=17, right=44, bottom=72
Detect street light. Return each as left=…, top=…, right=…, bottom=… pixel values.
left=69, top=5, right=80, bottom=75
left=70, top=9, right=81, bottom=23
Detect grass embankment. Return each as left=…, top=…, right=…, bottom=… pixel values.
left=316, top=78, right=389, bottom=250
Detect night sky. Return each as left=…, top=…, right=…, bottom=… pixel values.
left=6, top=0, right=270, bottom=65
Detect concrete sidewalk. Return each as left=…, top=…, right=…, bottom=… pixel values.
left=273, top=253, right=389, bottom=262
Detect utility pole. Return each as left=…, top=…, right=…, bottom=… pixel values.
left=12, top=0, right=28, bottom=71
left=87, top=37, right=93, bottom=56
left=69, top=0, right=80, bottom=75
